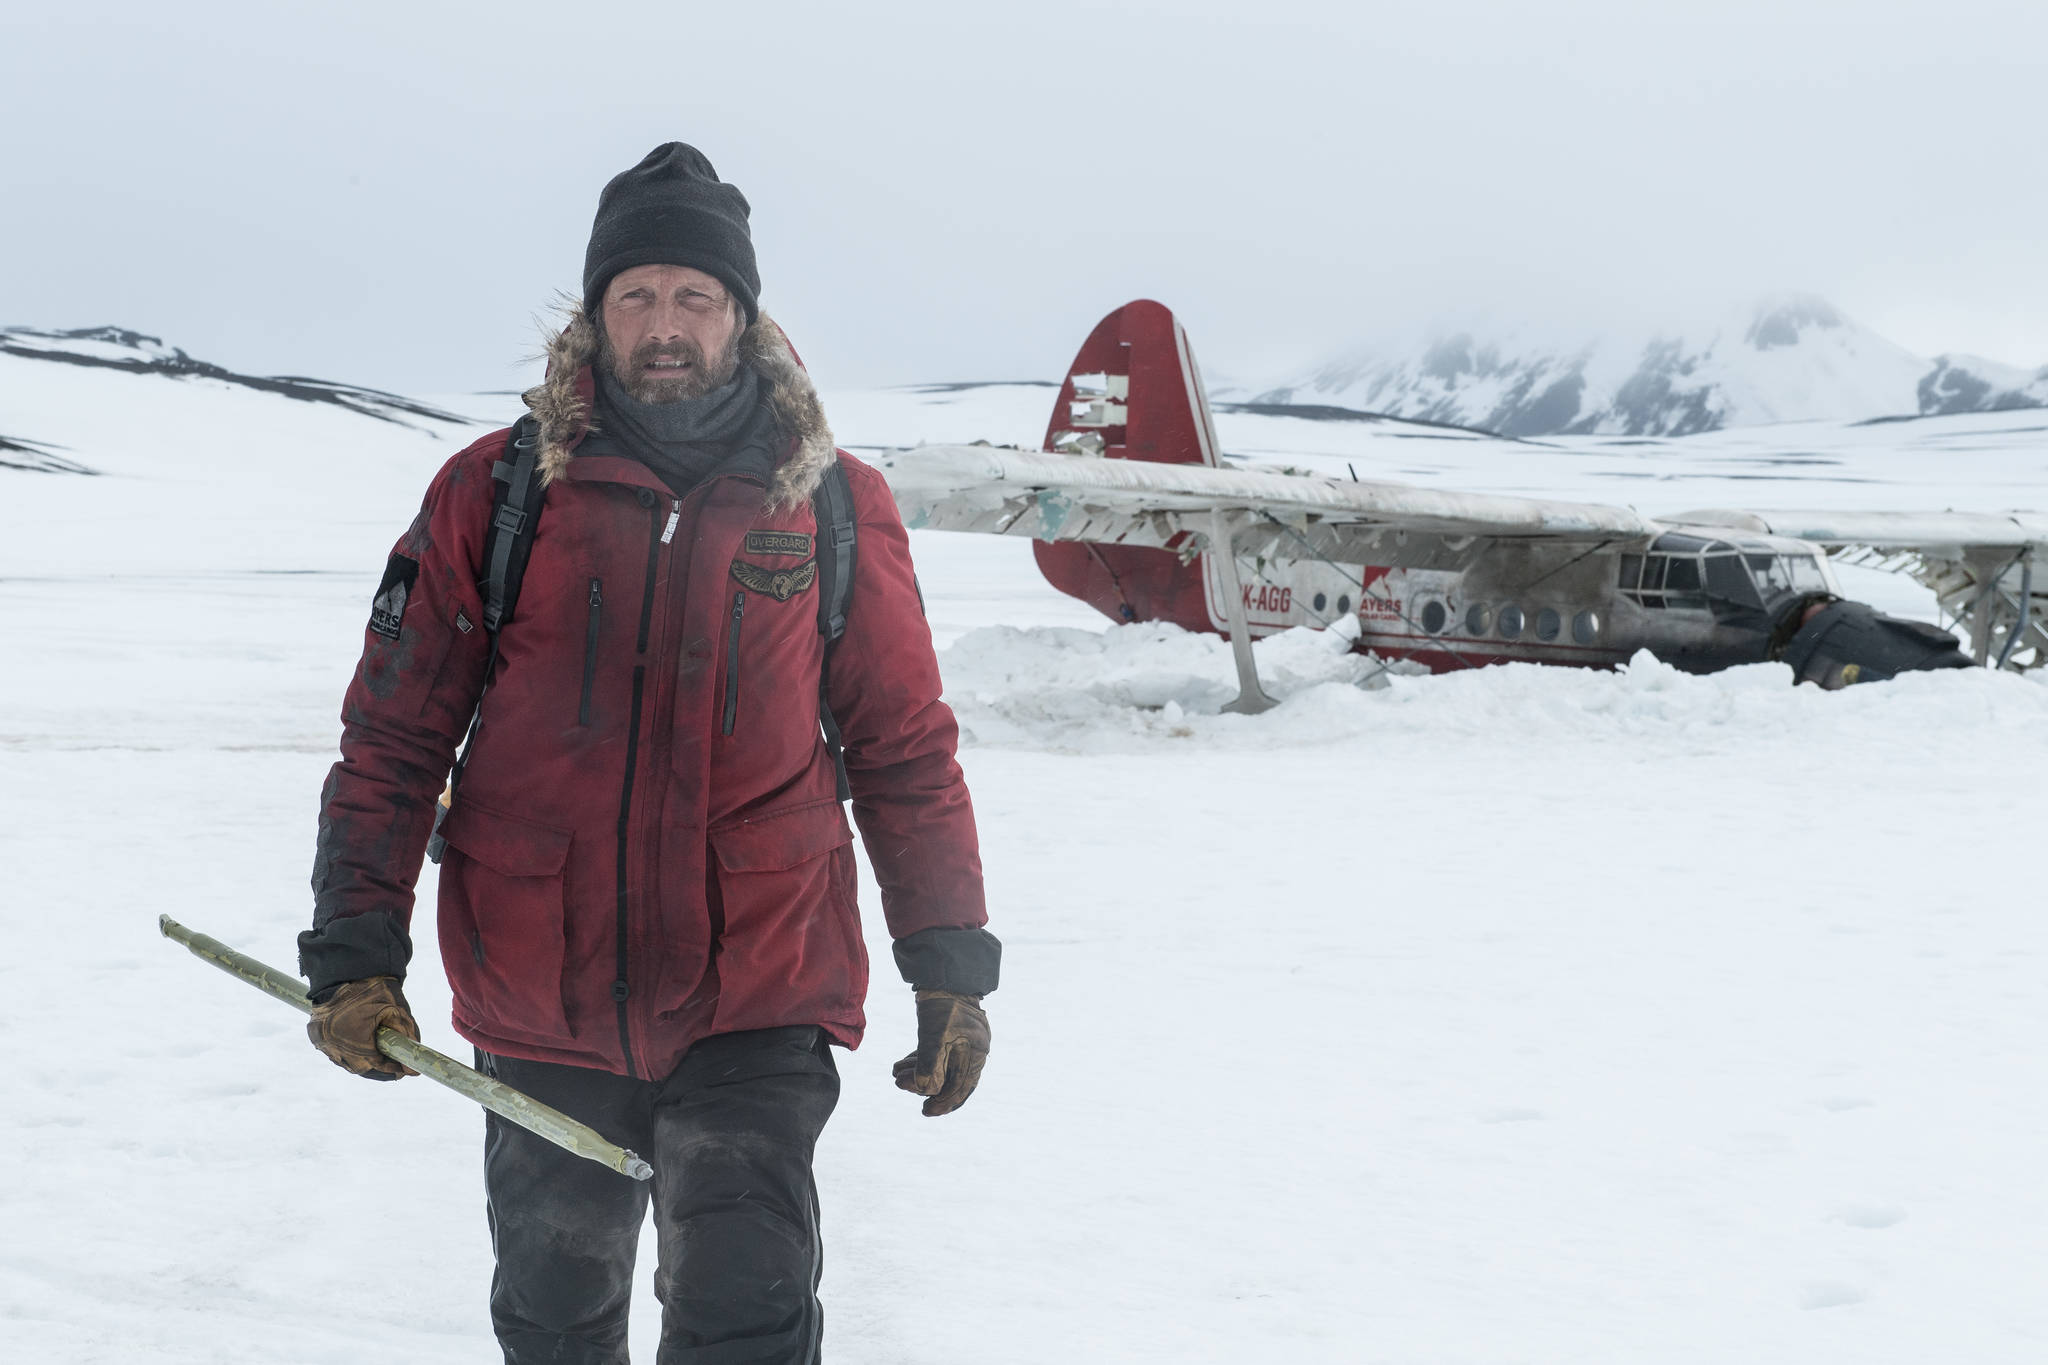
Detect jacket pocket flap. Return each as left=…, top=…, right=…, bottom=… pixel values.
left=711, top=800, right=852, bottom=873
left=440, top=800, right=572, bottom=878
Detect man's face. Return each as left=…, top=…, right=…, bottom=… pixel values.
left=598, top=264, right=745, bottom=403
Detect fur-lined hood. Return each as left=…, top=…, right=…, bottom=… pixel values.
left=521, top=306, right=836, bottom=510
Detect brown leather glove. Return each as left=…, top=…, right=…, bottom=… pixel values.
left=307, top=976, right=420, bottom=1081
left=892, top=989, right=990, bottom=1117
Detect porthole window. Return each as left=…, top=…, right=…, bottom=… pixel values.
left=1536, top=607, right=1561, bottom=642
left=1572, top=610, right=1599, bottom=645
left=1312, top=591, right=1328, bottom=613
left=1336, top=594, right=1352, bottom=615
left=1420, top=600, right=1447, bottom=634
left=1465, top=604, right=1490, bottom=636
left=1498, top=605, right=1524, bottom=639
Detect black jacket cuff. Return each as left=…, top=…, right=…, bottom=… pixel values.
left=892, top=926, right=1001, bottom=996
left=298, top=911, right=413, bottom=1002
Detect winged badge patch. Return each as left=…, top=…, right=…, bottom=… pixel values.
left=730, top=556, right=818, bottom=602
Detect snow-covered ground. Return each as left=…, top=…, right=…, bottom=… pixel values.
left=4, top=352, right=2047, bottom=1362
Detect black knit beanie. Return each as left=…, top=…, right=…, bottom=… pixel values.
left=583, top=143, right=760, bottom=324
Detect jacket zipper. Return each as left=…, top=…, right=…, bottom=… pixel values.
left=640, top=501, right=675, bottom=651
left=578, top=578, right=602, bottom=726
left=722, top=591, right=746, bottom=735
left=613, top=667, right=645, bottom=1077
left=611, top=501, right=669, bottom=1079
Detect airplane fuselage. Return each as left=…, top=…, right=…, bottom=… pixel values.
left=1041, top=525, right=1841, bottom=676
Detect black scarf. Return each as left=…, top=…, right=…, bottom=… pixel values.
left=593, top=363, right=765, bottom=495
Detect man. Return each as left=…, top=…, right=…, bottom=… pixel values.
left=297, top=142, right=999, bottom=1363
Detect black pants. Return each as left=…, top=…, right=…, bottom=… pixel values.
left=478, top=1027, right=841, bottom=1364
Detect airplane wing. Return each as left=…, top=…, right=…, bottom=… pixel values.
left=879, top=445, right=2048, bottom=671
left=876, top=443, right=1656, bottom=570
left=1671, top=508, right=2048, bottom=554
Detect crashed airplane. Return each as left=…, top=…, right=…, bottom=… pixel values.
left=879, top=301, right=2045, bottom=711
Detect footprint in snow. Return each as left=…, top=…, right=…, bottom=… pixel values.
left=1799, top=1281, right=1867, bottom=1310
left=1829, top=1203, right=1906, bottom=1230
left=1479, top=1107, right=1545, bottom=1124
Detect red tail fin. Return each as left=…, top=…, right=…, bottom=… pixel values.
left=1033, top=301, right=1220, bottom=629
left=1039, top=299, right=1222, bottom=467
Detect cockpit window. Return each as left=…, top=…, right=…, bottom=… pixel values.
left=1787, top=554, right=1829, bottom=593
left=1706, top=553, right=1760, bottom=606
left=1744, top=552, right=1830, bottom=600
left=1624, top=542, right=1830, bottom=611
left=1621, top=550, right=1711, bottom=611
left=1745, top=554, right=1792, bottom=597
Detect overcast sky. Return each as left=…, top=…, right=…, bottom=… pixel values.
left=4, top=1, right=2043, bottom=396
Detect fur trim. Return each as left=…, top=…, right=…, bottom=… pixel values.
left=522, top=305, right=836, bottom=509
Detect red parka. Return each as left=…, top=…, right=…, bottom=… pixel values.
left=300, top=314, right=994, bottom=1080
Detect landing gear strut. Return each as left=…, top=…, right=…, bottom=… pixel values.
left=1207, top=510, right=1277, bottom=715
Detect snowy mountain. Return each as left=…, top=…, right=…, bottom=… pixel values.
left=1919, top=352, right=2048, bottom=416
left=1257, top=296, right=2048, bottom=437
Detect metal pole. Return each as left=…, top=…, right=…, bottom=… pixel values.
left=159, top=915, right=653, bottom=1182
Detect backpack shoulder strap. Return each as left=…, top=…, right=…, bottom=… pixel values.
left=427, top=415, right=545, bottom=863
left=483, top=414, right=546, bottom=632
left=814, top=456, right=856, bottom=646
left=813, top=457, right=858, bottom=801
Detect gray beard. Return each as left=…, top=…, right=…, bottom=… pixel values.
left=598, top=328, right=744, bottom=404
left=596, top=361, right=762, bottom=452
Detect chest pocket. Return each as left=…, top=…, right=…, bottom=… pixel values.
left=721, top=519, right=825, bottom=738
left=713, top=463, right=856, bottom=802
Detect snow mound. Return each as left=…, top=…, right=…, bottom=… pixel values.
left=941, top=624, right=2048, bottom=754
left=940, top=622, right=1381, bottom=749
